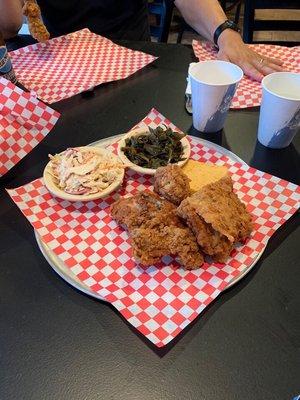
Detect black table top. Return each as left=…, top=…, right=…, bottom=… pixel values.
left=1, top=41, right=299, bottom=400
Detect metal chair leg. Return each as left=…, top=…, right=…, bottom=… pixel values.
left=160, top=0, right=174, bottom=42
left=234, top=1, right=242, bottom=24
left=177, top=24, right=184, bottom=44
left=243, top=0, right=254, bottom=43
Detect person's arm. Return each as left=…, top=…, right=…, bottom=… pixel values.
left=174, top=0, right=283, bottom=81
left=0, top=0, right=24, bottom=39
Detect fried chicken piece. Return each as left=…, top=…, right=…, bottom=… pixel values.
left=111, top=192, right=204, bottom=269
left=154, top=164, right=190, bottom=205
left=129, top=226, right=169, bottom=266
left=130, top=225, right=203, bottom=270
left=23, top=0, right=40, bottom=17
left=110, top=191, right=178, bottom=230
left=191, top=176, right=253, bottom=242
left=164, top=226, right=204, bottom=269
left=23, top=0, right=50, bottom=42
left=177, top=176, right=253, bottom=263
left=177, top=199, right=233, bottom=263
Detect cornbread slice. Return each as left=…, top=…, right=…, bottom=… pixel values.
left=182, top=160, right=229, bottom=193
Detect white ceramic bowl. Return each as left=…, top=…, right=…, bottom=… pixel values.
left=43, top=146, right=125, bottom=202
left=117, top=127, right=191, bottom=175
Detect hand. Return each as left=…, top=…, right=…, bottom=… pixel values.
left=217, top=29, right=284, bottom=82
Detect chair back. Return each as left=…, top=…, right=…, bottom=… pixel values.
left=243, top=0, right=300, bottom=44
left=148, top=0, right=174, bottom=42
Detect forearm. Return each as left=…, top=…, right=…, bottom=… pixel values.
left=174, top=0, right=227, bottom=43
left=0, top=0, right=24, bottom=39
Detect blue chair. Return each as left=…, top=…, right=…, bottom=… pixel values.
left=148, top=0, right=174, bottom=42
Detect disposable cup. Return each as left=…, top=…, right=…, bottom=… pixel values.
left=257, top=72, right=300, bottom=148
left=189, top=60, right=243, bottom=132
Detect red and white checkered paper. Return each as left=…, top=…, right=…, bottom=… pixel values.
left=9, top=29, right=157, bottom=104
left=0, top=77, right=60, bottom=177
left=7, top=109, right=300, bottom=347
left=192, top=41, right=300, bottom=109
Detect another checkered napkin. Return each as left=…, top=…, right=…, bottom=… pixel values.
left=7, top=109, right=300, bottom=347
left=192, top=41, right=300, bottom=109
left=9, top=29, right=157, bottom=104
left=0, top=77, right=60, bottom=177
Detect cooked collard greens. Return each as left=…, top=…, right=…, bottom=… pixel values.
left=121, top=126, right=186, bottom=169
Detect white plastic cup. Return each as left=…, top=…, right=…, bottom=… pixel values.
left=189, top=60, right=243, bottom=133
left=257, top=72, right=300, bottom=148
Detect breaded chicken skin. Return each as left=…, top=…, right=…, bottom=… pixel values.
left=177, top=176, right=253, bottom=263
left=154, top=164, right=190, bottom=205
left=23, top=0, right=50, bottom=42
left=110, top=191, right=178, bottom=230
left=177, top=199, right=233, bottom=263
left=111, top=192, right=203, bottom=269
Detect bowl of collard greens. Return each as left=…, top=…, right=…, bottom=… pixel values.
left=117, top=126, right=191, bottom=175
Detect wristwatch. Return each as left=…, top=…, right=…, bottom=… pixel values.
left=213, top=20, right=241, bottom=48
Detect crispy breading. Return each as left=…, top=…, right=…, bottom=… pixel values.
left=177, top=176, right=253, bottom=263
left=110, top=191, right=179, bottom=230
left=177, top=199, right=233, bottom=263
left=111, top=192, right=204, bottom=269
left=129, top=227, right=169, bottom=265
left=23, top=0, right=40, bottom=17
left=23, top=0, right=50, bottom=42
left=164, top=226, right=204, bottom=269
left=154, top=164, right=190, bottom=205
left=130, top=225, right=203, bottom=269
left=190, top=176, right=253, bottom=242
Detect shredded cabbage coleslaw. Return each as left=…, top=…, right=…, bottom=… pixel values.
left=47, top=148, right=124, bottom=195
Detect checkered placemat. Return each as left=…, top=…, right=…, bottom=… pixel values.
left=7, top=109, right=300, bottom=347
left=192, top=41, right=300, bottom=109
left=9, top=29, right=157, bottom=104
left=0, top=77, right=60, bottom=177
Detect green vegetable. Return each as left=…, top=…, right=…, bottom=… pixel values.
left=122, top=126, right=186, bottom=169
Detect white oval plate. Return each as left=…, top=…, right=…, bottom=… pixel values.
left=43, top=146, right=125, bottom=202
left=36, top=134, right=264, bottom=302
left=117, top=127, right=191, bottom=175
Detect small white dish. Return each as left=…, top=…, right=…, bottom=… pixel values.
left=117, top=127, right=191, bottom=175
left=43, top=146, right=125, bottom=202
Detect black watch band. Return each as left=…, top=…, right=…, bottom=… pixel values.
left=213, top=20, right=241, bottom=48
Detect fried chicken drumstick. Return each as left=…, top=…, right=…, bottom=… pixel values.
left=111, top=192, right=204, bottom=269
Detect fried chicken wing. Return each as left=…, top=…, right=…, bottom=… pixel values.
left=111, top=192, right=204, bottom=269
left=154, top=164, right=190, bottom=205
left=23, top=0, right=50, bottom=42
left=177, top=176, right=253, bottom=263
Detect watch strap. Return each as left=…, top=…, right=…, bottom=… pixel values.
left=213, top=20, right=241, bottom=48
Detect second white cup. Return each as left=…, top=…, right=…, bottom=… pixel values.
left=257, top=72, right=300, bottom=149
left=189, top=60, right=243, bottom=133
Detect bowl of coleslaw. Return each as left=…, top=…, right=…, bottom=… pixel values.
left=43, top=146, right=125, bottom=201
